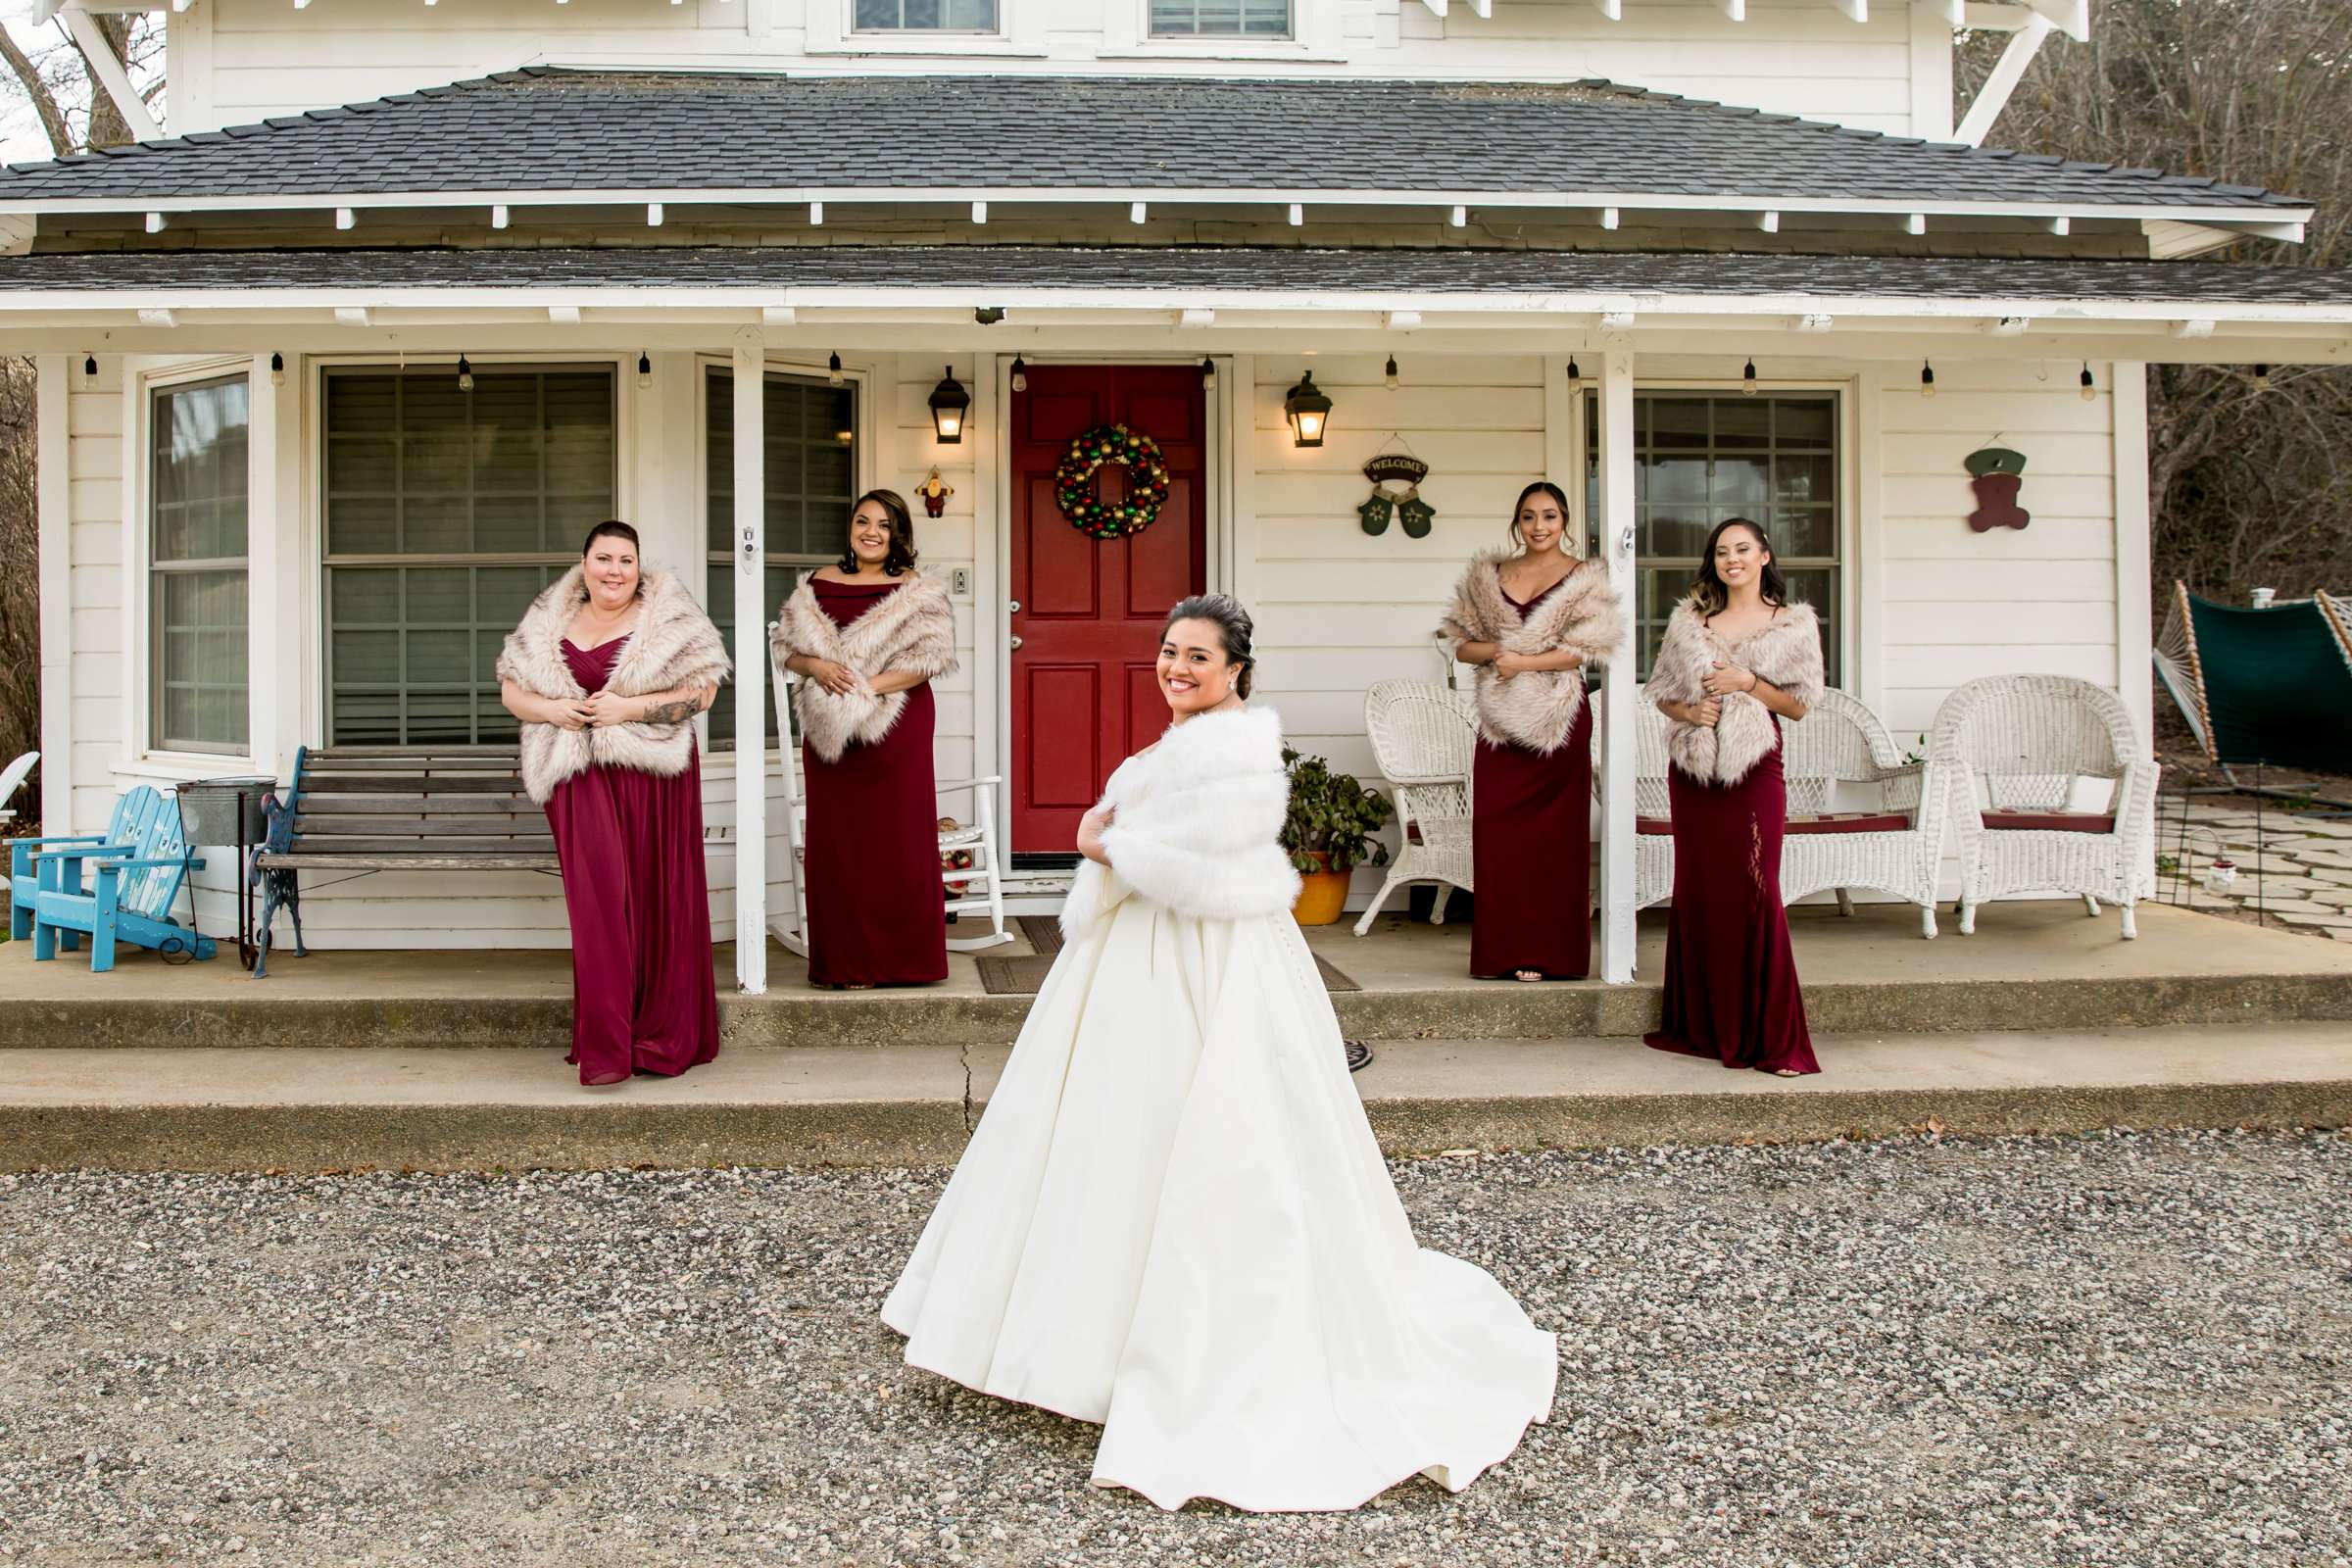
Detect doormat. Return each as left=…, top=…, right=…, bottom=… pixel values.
left=975, top=951, right=1362, bottom=998
left=1015, top=915, right=1064, bottom=957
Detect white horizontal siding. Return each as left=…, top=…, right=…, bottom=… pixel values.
left=177, top=0, right=1942, bottom=137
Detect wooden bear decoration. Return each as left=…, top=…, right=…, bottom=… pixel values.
left=1965, top=447, right=2030, bottom=533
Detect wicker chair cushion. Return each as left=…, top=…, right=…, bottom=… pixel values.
left=1979, top=809, right=2117, bottom=834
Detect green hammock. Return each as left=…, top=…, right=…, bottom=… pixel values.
left=2154, top=582, right=2352, bottom=773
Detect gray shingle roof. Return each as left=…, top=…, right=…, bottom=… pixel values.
left=1, top=245, right=2346, bottom=306
left=0, top=69, right=2306, bottom=213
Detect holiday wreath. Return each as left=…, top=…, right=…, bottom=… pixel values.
left=1054, top=422, right=1172, bottom=540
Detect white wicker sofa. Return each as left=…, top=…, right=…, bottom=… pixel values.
left=1930, top=673, right=2159, bottom=941
left=1622, top=683, right=1946, bottom=937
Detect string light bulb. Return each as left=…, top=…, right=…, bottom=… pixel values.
left=1385, top=355, right=1399, bottom=390
left=636, top=351, right=652, bottom=390
left=1200, top=357, right=1217, bottom=391
left=80, top=354, right=96, bottom=384
left=2253, top=364, right=2273, bottom=391
left=1919, top=359, right=1936, bottom=399
left=1566, top=356, right=1582, bottom=383
left=457, top=354, right=474, bottom=393
left=1009, top=356, right=1028, bottom=394
left=2079, top=362, right=2096, bottom=402
left=826, top=352, right=843, bottom=387
left=270, top=352, right=284, bottom=387
left=1741, top=358, right=1759, bottom=397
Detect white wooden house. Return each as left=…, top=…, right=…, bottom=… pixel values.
left=6, top=0, right=2350, bottom=989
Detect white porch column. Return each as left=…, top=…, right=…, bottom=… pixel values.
left=34, top=355, right=72, bottom=831
left=731, top=338, right=767, bottom=995
left=1594, top=350, right=1639, bottom=984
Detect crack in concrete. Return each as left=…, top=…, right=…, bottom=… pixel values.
left=957, top=1043, right=975, bottom=1133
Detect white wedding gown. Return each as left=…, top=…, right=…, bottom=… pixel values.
left=881, top=759, right=1557, bottom=1510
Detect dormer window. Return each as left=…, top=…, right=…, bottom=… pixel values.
left=855, top=0, right=998, bottom=29
left=1151, top=0, right=1291, bottom=36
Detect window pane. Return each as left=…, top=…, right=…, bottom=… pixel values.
left=151, top=375, right=251, bottom=753
left=707, top=563, right=804, bottom=751
left=322, top=367, right=614, bottom=745
left=856, top=0, right=996, bottom=25
left=1152, top=0, right=1290, bottom=33
left=1594, top=389, right=1840, bottom=682
left=708, top=368, right=859, bottom=563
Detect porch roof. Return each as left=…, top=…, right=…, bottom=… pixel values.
left=1, top=244, right=2348, bottom=312
left=0, top=70, right=2307, bottom=237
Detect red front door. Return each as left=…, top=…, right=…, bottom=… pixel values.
left=1009, top=364, right=1208, bottom=856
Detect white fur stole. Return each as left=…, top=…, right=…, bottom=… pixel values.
left=494, top=565, right=732, bottom=805
left=1059, top=705, right=1303, bottom=940
left=770, top=571, right=958, bottom=763
left=1439, top=552, right=1626, bottom=753
left=1646, top=601, right=1826, bottom=786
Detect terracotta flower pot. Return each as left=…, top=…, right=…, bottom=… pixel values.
left=1292, top=850, right=1351, bottom=926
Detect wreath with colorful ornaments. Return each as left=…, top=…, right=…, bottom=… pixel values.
left=1054, top=422, right=1172, bottom=540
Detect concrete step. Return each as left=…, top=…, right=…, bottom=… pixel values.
left=5, top=1022, right=2345, bottom=1172
left=7, top=903, right=2352, bottom=1050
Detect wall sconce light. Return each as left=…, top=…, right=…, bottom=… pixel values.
left=1741, top=358, right=1759, bottom=397
left=1919, top=359, right=1936, bottom=399
left=1009, top=356, right=1029, bottom=393
left=1385, top=355, right=1399, bottom=390
left=928, top=366, right=971, bottom=444
left=457, top=354, right=475, bottom=393
left=270, top=352, right=285, bottom=387
left=1284, top=370, right=1333, bottom=448
left=636, top=351, right=652, bottom=389
left=827, top=352, right=843, bottom=387
left=1200, top=357, right=1217, bottom=392
left=2079, top=362, right=2096, bottom=402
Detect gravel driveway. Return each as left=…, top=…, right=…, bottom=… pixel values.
left=2, top=1129, right=2346, bottom=1568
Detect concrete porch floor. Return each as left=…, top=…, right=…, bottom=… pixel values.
left=5, top=900, right=2352, bottom=1050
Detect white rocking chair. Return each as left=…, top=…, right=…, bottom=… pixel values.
left=765, top=642, right=1013, bottom=957
left=1353, top=679, right=1478, bottom=935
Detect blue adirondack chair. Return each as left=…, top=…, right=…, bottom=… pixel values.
left=12, top=785, right=217, bottom=971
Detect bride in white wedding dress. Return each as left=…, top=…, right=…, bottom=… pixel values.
left=881, top=594, right=1556, bottom=1512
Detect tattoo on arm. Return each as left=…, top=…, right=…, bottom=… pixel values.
left=640, top=698, right=700, bottom=725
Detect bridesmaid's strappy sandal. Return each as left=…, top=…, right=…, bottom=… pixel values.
left=1513, top=969, right=1544, bottom=983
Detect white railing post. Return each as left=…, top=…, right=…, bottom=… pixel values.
left=1594, top=349, right=1639, bottom=984
left=732, top=336, right=767, bottom=995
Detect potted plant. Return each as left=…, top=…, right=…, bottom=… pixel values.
left=1280, top=747, right=1394, bottom=926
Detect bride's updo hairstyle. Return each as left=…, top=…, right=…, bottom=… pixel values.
left=1161, top=593, right=1257, bottom=701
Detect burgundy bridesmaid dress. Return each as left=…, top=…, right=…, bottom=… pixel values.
left=1469, top=578, right=1595, bottom=980
left=803, top=577, right=948, bottom=988
left=542, top=634, right=722, bottom=1087
left=1643, top=732, right=1820, bottom=1075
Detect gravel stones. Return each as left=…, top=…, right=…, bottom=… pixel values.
left=2, top=1129, right=2348, bottom=1567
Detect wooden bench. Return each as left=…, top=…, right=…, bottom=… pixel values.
left=250, top=745, right=557, bottom=976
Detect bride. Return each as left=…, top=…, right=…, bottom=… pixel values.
left=882, top=594, right=1556, bottom=1512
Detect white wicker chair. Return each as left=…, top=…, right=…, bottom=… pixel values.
left=1930, top=673, right=2159, bottom=941
left=1354, top=679, right=1477, bottom=935
left=1779, top=688, right=1942, bottom=938
left=1617, top=688, right=1942, bottom=934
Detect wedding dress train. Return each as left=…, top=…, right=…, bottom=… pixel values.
left=881, top=707, right=1556, bottom=1512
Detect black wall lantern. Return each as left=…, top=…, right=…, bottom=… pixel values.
left=928, top=366, right=971, bottom=444
left=1284, top=370, right=1333, bottom=449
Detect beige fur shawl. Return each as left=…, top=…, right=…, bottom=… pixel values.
left=494, top=565, right=733, bottom=805
left=770, top=570, right=958, bottom=763
left=1439, top=552, right=1626, bottom=754
left=1647, top=600, right=1826, bottom=787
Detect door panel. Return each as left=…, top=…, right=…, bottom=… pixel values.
left=1009, top=364, right=1208, bottom=855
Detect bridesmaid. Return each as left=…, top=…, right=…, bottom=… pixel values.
left=497, top=521, right=730, bottom=1087
left=1642, top=517, right=1825, bottom=1076
left=772, top=490, right=958, bottom=989
left=1441, top=481, right=1624, bottom=981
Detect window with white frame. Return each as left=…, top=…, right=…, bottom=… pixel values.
left=854, top=0, right=997, bottom=29
left=705, top=366, right=859, bottom=750
left=150, top=373, right=252, bottom=755
left=1151, top=0, right=1290, bottom=36
left=1586, top=390, right=1841, bottom=683
left=321, top=365, right=616, bottom=747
